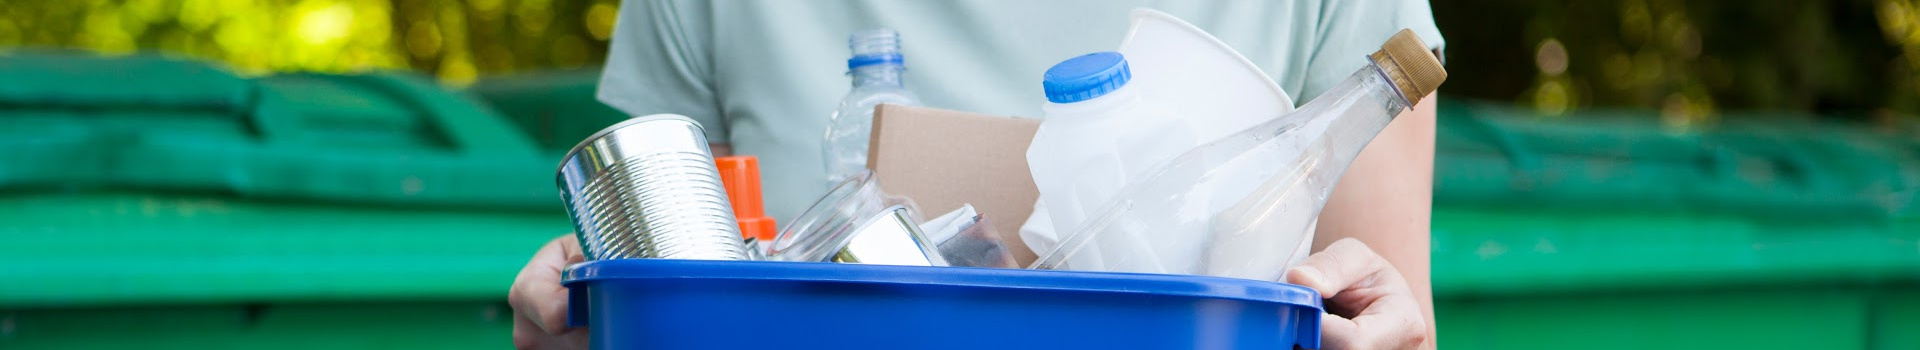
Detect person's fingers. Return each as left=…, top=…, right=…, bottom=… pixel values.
left=1285, top=238, right=1389, bottom=298
left=514, top=312, right=592, bottom=350
left=1318, top=309, right=1425, bottom=350
left=562, top=328, right=590, bottom=350
left=1317, top=311, right=1361, bottom=350
left=1335, top=287, right=1428, bottom=349
left=509, top=235, right=582, bottom=335
left=557, top=235, right=586, bottom=263
left=513, top=312, right=551, bottom=350
left=1287, top=238, right=1428, bottom=350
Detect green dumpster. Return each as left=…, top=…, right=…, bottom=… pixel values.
left=1430, top=101, right=1920, bottom=349
left=0, top=52, right=570, bottom=349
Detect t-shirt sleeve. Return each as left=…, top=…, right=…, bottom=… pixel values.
left=596, top=0, right=728, bottom=142
left=1297, top=0, right=1446, bottom=102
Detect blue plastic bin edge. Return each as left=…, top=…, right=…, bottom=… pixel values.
left=563, top=259, right=1323, bottom=349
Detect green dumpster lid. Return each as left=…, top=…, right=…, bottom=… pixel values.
left=1435, top=100, right=1919, bottom=220
left=0, top=52, right=560, bottom=210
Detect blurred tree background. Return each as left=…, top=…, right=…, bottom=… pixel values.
left=0, top=0, right=617, bottom=85
left=1436, top=0, right=1920, bottom=128
left=2, top=0, right=1918, bottom=127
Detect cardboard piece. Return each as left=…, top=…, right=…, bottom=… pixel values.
left=868, top=104, right=1042, bottom=265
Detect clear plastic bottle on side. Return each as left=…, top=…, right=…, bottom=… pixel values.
left=1030, top=30, right=1447, bottom=282
left=1023, top=52, right=1200, bottom=270
left=823, top=28, right=923, bottom=182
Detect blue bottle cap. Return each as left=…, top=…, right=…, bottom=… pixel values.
left=1042, top=52, right=1132, bottom=104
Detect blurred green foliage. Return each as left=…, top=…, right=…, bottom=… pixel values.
left=1435, top=0, right=1919, bottom=127
left=0, top=0, right=616, bottom=85
left=3, top=0, right=1917, bottom=123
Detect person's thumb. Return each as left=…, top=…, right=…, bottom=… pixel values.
left=1285, top=264, right=1337, bottom=297
left=1285, top=238, right=1387, bottom=298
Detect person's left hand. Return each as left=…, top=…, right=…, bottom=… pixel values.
left=1285, top=238, right=1429, bottom=350
left=509, top=235, right=590, bottom=350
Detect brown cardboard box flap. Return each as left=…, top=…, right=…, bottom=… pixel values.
left=868, top=104, right=1042, bottom=265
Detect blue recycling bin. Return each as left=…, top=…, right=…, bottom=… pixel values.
left=564, top=259, right=1323, bottom=349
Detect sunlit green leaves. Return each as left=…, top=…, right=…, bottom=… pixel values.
left=0, top=0, right=616, bottom=86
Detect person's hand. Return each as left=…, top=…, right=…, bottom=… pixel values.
left=509, top=235, right=589, bottom=350
left=1285, top=238, right=1429, bottom=350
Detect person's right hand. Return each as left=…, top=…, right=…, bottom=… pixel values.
left=509, top=235, right=589, bottom=350
left=1285, top=238, right=1430, bottom=350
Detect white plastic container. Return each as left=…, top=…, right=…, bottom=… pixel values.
left=1118, top=9, right=1295, bottom=140
left=1024, top=52, right=1200, bottom=272
left=1020, top=10, right=1298, bottom=269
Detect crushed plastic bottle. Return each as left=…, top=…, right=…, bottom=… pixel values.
left=824, top=28, right=923, bottom=182
left=1030, top=30, right=1447, bottom=281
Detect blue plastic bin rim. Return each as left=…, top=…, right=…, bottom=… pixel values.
left=565, top=259, right=1324, bottom=349
left=563, top=259, right=1323, bottom=309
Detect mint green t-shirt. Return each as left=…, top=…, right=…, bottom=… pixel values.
left=598, top=0, right=1445, bottom=222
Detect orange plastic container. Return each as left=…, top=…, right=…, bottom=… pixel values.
left=714, top=156, right=777, bottom=241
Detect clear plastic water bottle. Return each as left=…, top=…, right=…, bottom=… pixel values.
left=1031, top=30, right=1447, bottom=281
left=824, top=28, right=922, bottom=181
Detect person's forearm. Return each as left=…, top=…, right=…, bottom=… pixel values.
left=1313, top=91, right=1438, bottom=349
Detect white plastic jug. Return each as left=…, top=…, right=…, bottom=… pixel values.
left=1019, top=9, right=1297, bottom=265
left=1025, top=52, right=1198, bottom=254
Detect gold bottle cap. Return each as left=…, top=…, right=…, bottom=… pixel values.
left=1370, top=29, right=1447, bottom=104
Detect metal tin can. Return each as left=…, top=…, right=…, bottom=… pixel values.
left=767, top=171, right=946, bottom=266
left=830, top=205, right=949, bottom=266
left=558, top=114, right=748, bottom=261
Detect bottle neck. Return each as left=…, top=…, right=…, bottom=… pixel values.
left=1366, top=60, right=1416, bottom=115
left=850, top=64, right=907, bottom=88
